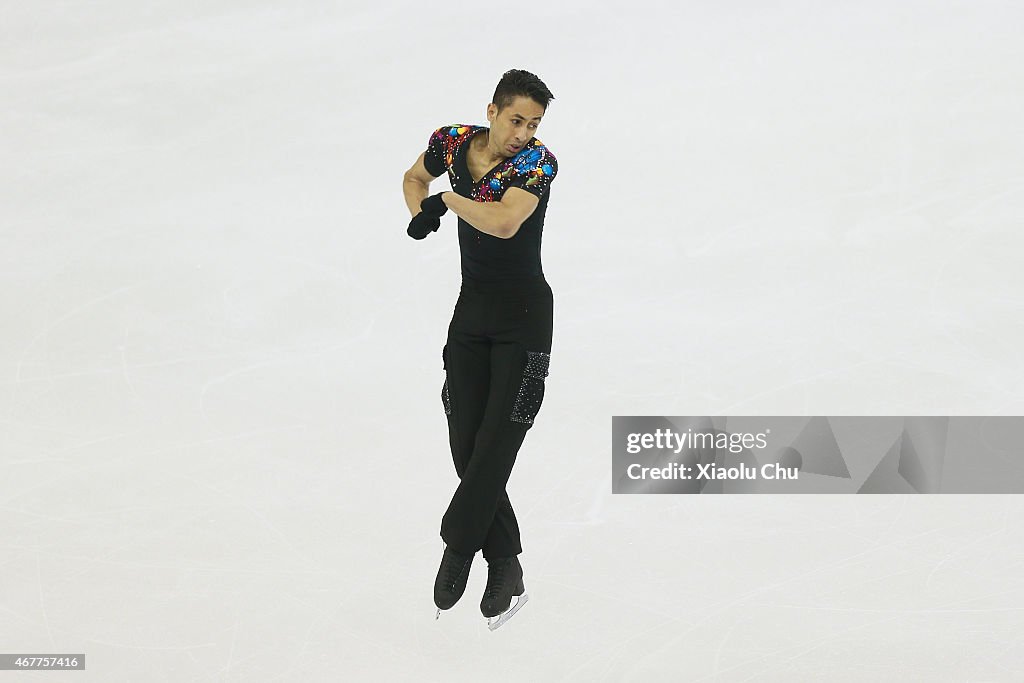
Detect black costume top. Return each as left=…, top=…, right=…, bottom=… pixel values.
left=423, top=124, right=558, bottom=280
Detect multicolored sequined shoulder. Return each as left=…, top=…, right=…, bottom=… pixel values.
left=430, top=124, right=480, bottom=172
left=512, top=142, right=556, bottom=189
left=473, top=140, right=558, bottom=202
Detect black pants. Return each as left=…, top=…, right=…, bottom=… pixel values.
left=439, top=274, right=554, bottom=560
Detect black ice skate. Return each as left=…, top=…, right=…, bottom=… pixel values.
left=434, top=542, right=474, bottom=618
left=480, top=555, right=529, bottom=631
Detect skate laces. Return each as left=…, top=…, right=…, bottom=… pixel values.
left=443, top=551, right=470, bottom=589
left=484, top=558, right=513, bottom=598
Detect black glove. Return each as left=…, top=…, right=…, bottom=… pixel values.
left=420, top=192, right=448, bottom=217
left=407, top=211, right=441, bottom=240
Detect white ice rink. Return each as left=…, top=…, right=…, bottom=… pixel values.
left=3, top=1, right=1023, bottom=680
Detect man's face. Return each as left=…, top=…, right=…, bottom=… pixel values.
left=486, top=95, right=545, bottom=157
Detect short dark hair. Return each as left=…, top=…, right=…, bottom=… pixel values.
left=492, top=69, right=555, bottom=114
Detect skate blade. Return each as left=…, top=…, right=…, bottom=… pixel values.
left=486, top=592, right=529, bottom=631
left=435, top=607, right=440, bottom=620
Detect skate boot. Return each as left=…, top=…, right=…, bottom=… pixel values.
left=480, top=555, right=529, bottom=631
left=434, top=542, right=474, bottom=618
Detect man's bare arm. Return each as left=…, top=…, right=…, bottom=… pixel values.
left=498, top=188, right=540, bottom=238
left=402, top=152, right=439, bottom=217
left=442, top=193, right=510, bottom=238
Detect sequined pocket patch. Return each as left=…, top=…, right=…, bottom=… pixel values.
left=510, top=351, right=550, bottom=424
left=442, top=345, right=452, bottom=416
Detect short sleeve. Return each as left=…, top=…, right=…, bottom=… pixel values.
left=423, top=126, right=448, bottom=177
left=508, top=144, right=558, bottom=200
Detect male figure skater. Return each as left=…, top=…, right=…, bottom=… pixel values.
left=401, top=69, right=557, bottom=630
